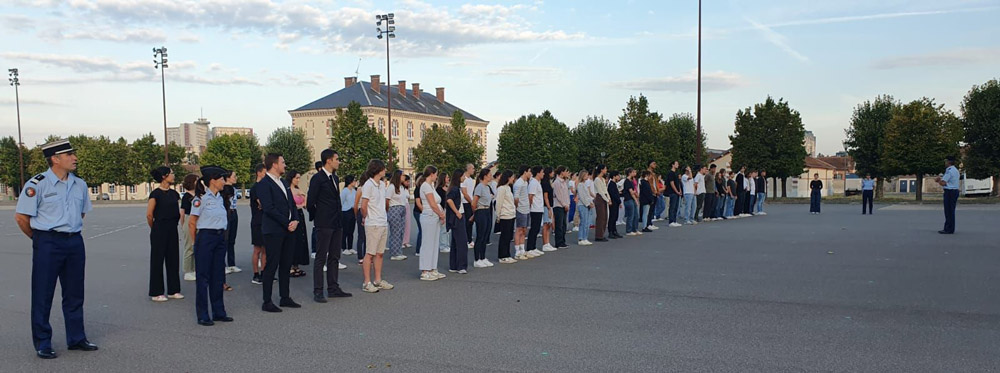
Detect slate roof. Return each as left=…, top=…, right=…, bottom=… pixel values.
left=816, top=156, right=853, bottom=171
left=804, top=156, right=837, bottom=169
left=291, top=81, right=486, bottom=122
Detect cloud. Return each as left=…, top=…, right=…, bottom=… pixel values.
left=871, top=48, right=1000, bottom=69
left=0, top=98, right=66, bottom=107
left=1, top=14, right=35, bottom=31
left=485, top=67, right=561, bottom=76
left=745, top=18, right=808, bottom=62
left=0, top=52, right=258, bottom=86
left=763, top=6, right=1000, bottom=29
left=40, top=27, right=167, bottom=43
left=606, top=70, right=747, bottom=92
left=177, top=33, right=201, bottom=43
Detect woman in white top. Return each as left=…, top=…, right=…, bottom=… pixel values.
left=418, top=166, right=447, bottom=281
left=681, top=166, right=696, bottom=224
left=576, top=170, right=594, bottom=245
left=494, top=170, right=517, bottom=263
left=386, top=170, right=410, bottom=261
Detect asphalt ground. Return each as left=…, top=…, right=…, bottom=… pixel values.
left=1, top=203, right=998, bottom=372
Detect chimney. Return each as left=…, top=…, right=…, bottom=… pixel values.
left=370, top=75, right=380, bottom=93
left=436, top=87, right=445, bottom=103
left=411, top=83, right=420, bottom=98
left=398, top=80, right=406, bottom=96
left=344, top=76, right=357, bottom=88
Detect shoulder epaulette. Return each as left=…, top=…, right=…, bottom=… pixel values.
left=29, top=174, right=44, bottom=184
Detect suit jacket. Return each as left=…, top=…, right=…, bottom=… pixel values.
left=445, top=186, right=464, bottom=231
left=607, top=179, right=621, bottom=206
left=258, top=175, right=298, bottom=235
left=735, top=173, right=745, bottom=195
left=307, top=170, right=342, bottom=229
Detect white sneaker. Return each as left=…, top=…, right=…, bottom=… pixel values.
left=439, top=248, right=451, bottom=253
left=338, top=262, right=347, bottom=270
left=323, top=265, right=327, bottom=272
left=669, top=223, right=681, bottom=227
left=310, top=252, right=317, bottom=259
left=458, top=269, right=468, bottom=274
left=415, top=253, right=420, bottom=257
left=515, top=253, right=529, bottom=260
left=500, top=257, right=517, bottom=264
left=468, top=243, right=475, bottom=249
left=580, top=240, right=593, bottom=246
left=420, top=272, right=438, bottom=281
left=649, top=225, right=660, bottom=230
left=542, top=244, right=557, bottom=252
left=759, top=212, right=767, bottom=215
left=484, top=259, right=495, bottom=267
left=525, top=251, right=539, bottom=258
left=390, top=255, right=408, bottom=261
left=474, top=260, right=488, bottom=268
left=225, top=266, right=235, bottom=275
left=183, top=272, right=196, bottom=281
left=230, top=266, right=242, bottom=273
left=362, top=282, right=379, bottom=293
left=572, top=227, right=579, bottom=232
left=432, top=270, right=446, bottom=279
left=532, top=249, right=545, bottom=256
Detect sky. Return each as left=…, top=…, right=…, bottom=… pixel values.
left=2, top=0, right=998, bottom=160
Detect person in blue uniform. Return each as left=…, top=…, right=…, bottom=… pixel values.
left=14, top=140, right=99, bottom=359
left=935, top=156, right=960, bottom=234
left=861, top=175, right=875, bottom=215
left=188, top=166, right=234, bottom=326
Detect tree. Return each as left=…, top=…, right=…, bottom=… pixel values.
left=729, top=97, right=807, bottom=197
left=844, top=95, right=897, bottom=198
left=131, top=134, right=163, bottom=183
left=0, top=137, right=26, bottom=195
left=68, top=135, right=110, bottom=188
left=666, top=113, right=708, bottom=167
left=201, top=133, right=263, bottom=187
left=104, top=137, right=141, bottom=200
left=265, top=127, right=313, bottom=175
left=882, top=98, right=963, bottom=201
left=608, top=95, right=675, bottom=171
left=570, top=116, right=613, bottom=170
left=961, top=79, right=1000, bottom=197
left=496, top=110, right=577, bottom=171
left=166, top=142, right=187, bottom=178
left=330, top=101, right=398, bottom=179
left=412, top=111, right=486, bottom=175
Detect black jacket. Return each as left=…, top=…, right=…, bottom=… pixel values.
left=755, top=176, right=766, bottom=193
left=307, top=170, right=342, bottom=229
left=639, top=179, right=654, bottom=205
left=249, top=182, right=262, bottom=227
left=608, top=179, right=621, bottom=205
left=445, top=186, right=464, bottom=230
left=735, top=173, right=745, bottom=195
left=257, top=175, right=299, bottom=235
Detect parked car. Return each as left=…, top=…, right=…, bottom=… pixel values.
left=234, top=189, right=244, bottom=199
left=99, top=193, right=110, bottom=201
left=844, top=173, right=862, bottom=196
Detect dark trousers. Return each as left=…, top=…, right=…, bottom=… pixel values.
left=668, top=194, right=680, bottom=223
left=695, top=194, right=705, bottom=221
left=862, top=190, right=874, bottom=214
left=553, top=207, right=567, bottom=247
left=498, top=218, right=515, bottom=259
left=195, top=229, right=227, bottom=322
left=262, top=231, right=295, bottom=305
left=703, top=194, right=715, bottom=219
left=734, top=191, right=744, bottom=215
left=473, top=209, right=491, bottom=260
left=594, top=197, right=608, bottom=239
left=608, top=202, right=620, bottom=236
left=449, top=218, right=469, bottom=271
left=943, top=189, right=958, bottom=233
left=464, top=203, right=474, bottom=242
left=527, top=211, right=543, bottom=251
left=226, top=211, right=238, bottom=267
left=31, top=231, right=87, bottom=351
left=355, top=210, right=366, bottom=261
left=486, top=205, right=494, bottom=244
left=341, top=210, right=355, bottom=253
left=313, top=228, right=343, bottom=295
left=810, top=190, right=821, bottom=213
left=746, top=192, right=754, bottom=214
left=646, top=201, right=656, bottom=227
left=413, top=208, right=423, bottom=254
left=149, top=219, right=181, bottom=296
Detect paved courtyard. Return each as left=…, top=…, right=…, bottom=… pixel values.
left=0, top=203, right=998, bottom=372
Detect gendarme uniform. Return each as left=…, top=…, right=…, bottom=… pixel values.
left=190, top=166, right=231, bottom=325
left=15, top=140, right=96, bottom=358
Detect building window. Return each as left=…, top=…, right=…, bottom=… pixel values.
left=378, top=118, right=385, bottom=135
left=477, top=130, right=483, bottom=145
left=91, top=186, right=99, bottom=194
left=406, top=121, right=413, bottom=140
left=407, top=148, right=414, bottom=166
left=130, top=185, right=137, bottom=194
left=109, top=185, right=116, bottom=193
left=391, top=119, right=399, bottom=138
left=420, top=123, right=426, bottom=139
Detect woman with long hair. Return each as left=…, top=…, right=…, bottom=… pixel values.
left=418, top=166, right=447, bottom=280
left=387, top=169, right=409, bottom=261
left=472, top=168, right=494, bottom=268
left=495, top=170, right=517, bottom=264
left=437, top=172, right=451, bottom=254
left=147, top=166, right=183, bottom=302
left=180, top=173, right=200, bottom=281
left=286, top=170, right=310, bottom=277
left=575, top=169, right=594, bottom=245
left=412, top=173, right=425, bottom=256
left=446, top=169, right=469, bottom=273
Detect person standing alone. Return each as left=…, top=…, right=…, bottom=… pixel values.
left=935, top=156, right=960, bottom=234
left=861, top=174, right=874, bottom=215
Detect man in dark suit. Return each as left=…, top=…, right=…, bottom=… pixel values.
left=734, top=166, right=746, bottom=216
left=307, top=149, right=353, bottom=303
left=257, top=153, right=300, bottom=312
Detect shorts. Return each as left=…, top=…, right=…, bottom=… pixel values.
left=251, top=225, right=263, bottom=246
left=542, top=210, right=552, bottom=224
left=364, top=225, right=388, bottom=255
left=516, top=212, right=530, bottom=228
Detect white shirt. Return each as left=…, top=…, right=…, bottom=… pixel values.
left=568, top=180, right=576, bottom=194
left=528, top=178, right=544, bottom=212
left=419, top=183, right=440, bottom=217
left=513, top=177, right=530, bottom=214
left=267, top=172, right=288, bottom=199
left=748, top=177, right=756, bottom=194
left=496, top=185, right=516, bottom=219
left=694, top=173, right=706, bottom=195
left=681, top=174, right=695, bottom=194
left=387, top=185, right=408, bottom=207
left=461, top=177, right=475, bottom=204
left=361, top=179, right=387, bottom=226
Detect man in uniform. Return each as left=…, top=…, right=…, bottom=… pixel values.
left=14, top=140, right=99, bottom=359
left=935, top=156, right=960, bottom=234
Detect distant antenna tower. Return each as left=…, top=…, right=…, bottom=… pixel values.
left=354, top=58, right=362, bottom=79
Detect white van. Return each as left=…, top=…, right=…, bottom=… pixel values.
left=961, top=173, right=993, bottom=196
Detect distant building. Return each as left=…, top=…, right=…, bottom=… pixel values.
left=289, top=75, right=489, bottom=175
left=803, top=131, right=816, bottom=157
left=166, top=118, right=211, bottom=155
left=211, top=126, right=254, bottom=138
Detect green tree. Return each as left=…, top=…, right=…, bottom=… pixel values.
left=570, top=116, right=613, bottom=170
left=496, top=110, right=577, bottom=171
left=131, top=133, right=162, bottom=184
left=666, top=113, right=707, bottom=167
left=68, top=135, right=109, bottom=188
left=103, top=137, right=142, bottom=200
left=883, top=98, right=963, bottom=201
left=330, top=101, right=398, bottom=179
left=166, top=142, right=188, bottom=178
left=961, top=79, right=1000, bottom=196
left=844, top=95, right=898, bottom=198
left=412, top=111, right=486, bottom=174
left=729, top=97, right=807, bottom=197
left=265, top=127, right=313, bottom=175
left=609, top=95, right=674, bottom=172
left=0, top=137, right=27, bottom=195
left=201, top=133, right=263, bottom=187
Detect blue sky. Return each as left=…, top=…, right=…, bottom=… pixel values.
left=2, top=0, right=998, bottom=160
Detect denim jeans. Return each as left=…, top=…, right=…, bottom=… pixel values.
left=640, top=204, right=651, bottom=228
left=755, top=192, right=766, bottom=213
left=716, top=195, right=726, bottom=218
left=668, top=194, right=680, bottom=223
left=725, top=196, right=735, bottom=217
left=577, top=206, right=592, bottom=242
left=654, top=195, right=666, bottom=219
left=623, top=200, right=637, bottom=233
left=683, top=194, right=696, bottom=223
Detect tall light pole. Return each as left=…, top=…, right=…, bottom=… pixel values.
left=376, top=13, right=396, bottom=166
left=8, top=68, right=24, bottom=188
left=696, top=0, right=703, bottom=165
left=153, top=47, right=169, bottom=166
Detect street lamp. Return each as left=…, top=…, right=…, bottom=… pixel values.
left=8, top=68, right=24, bottom=189
left=376, top=13, right=396, bottom=166
left=153, top=46, right=169, bottom=166
left=695, top=0, right=704, bottom=165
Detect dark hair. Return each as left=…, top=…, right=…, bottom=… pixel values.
left=182, top=174, right=199, bottom=191
left=389, top=169, right=404, bottom=194
left=554, top=166, right=566, bottom=175
left=531, top=165, right=543, bottom=177
left=264, top=153, right=282, bottom=170
left=498, top=170, right=514, bottom=186
left=437, top=172, right=450, bottom=190
left=518, top=165, right=530, bottom=176
left=254, top=163, right=265, bottom=174
left=360, top=159, right=386, bottom=185
left=477, top=168, right=491, bottom=181
left=625, top=167, right=635, bottom=177
left=449, top=169, right=464, bottom=189
left=648, top=160, right=656, bottom=167
left=543, top=166, right=553, bottom=178
left=493, top=170, right=502, bottom=178
left=422, top=165, right=438, bottom=178
left=709, top=164, right=717, bottom=169
left=343, top=175, right=355, bottom=186
left=198, top=171, right=225, bottom=197
left=321, top=149, right=338, bottom=166
left=314, top=161, right=323, bottom=171
left=609, top=170, right=620, bottom=178
left=150, top=166, right=172, bottom=183
left=285, top=170, right=301, bottom=187
left=594, top=164, right=607, bottom=177
left=640, top=170, right=650, bottom=178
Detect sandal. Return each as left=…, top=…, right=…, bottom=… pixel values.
left=223, top=284, right=233, bottom=291
left=151, top=295, right=168, bottom=302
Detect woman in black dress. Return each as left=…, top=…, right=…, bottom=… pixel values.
left=809, top=173, right=823, bottom=214
left=146, top=166, right=183, bottom=302
left=287, top=171, right=310, bottom=277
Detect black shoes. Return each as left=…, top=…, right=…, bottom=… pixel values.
left=251, top=273, right=262, bottom=285
left=262, top=302, right=283, bottom=313
left=938, top=230, right=953, bottom=234
left=329, top=289, right=353, bottom=298
left=641, top=228, right=653, bottom=233
left=314, top=294, right=328, bottom=303
left=595, top=238, right=609, bottom=242
left=279, top=298, right=302, bottom=308
left=36, top=348, right=57, bottom=359
left=198, top=319, right=215, bottom=326
left=68, top=340, right=99, bottom=351
left=213, top=316, right=234, bottom=322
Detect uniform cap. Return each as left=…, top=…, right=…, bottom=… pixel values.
left=200, top=166, right=229, bottom=180
left=42, top=140, right=74, bottom=158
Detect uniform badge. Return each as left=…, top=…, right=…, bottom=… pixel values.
left=25, top=187, right=36, bottom=197
left=193, top=199, right=201, bottom=208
